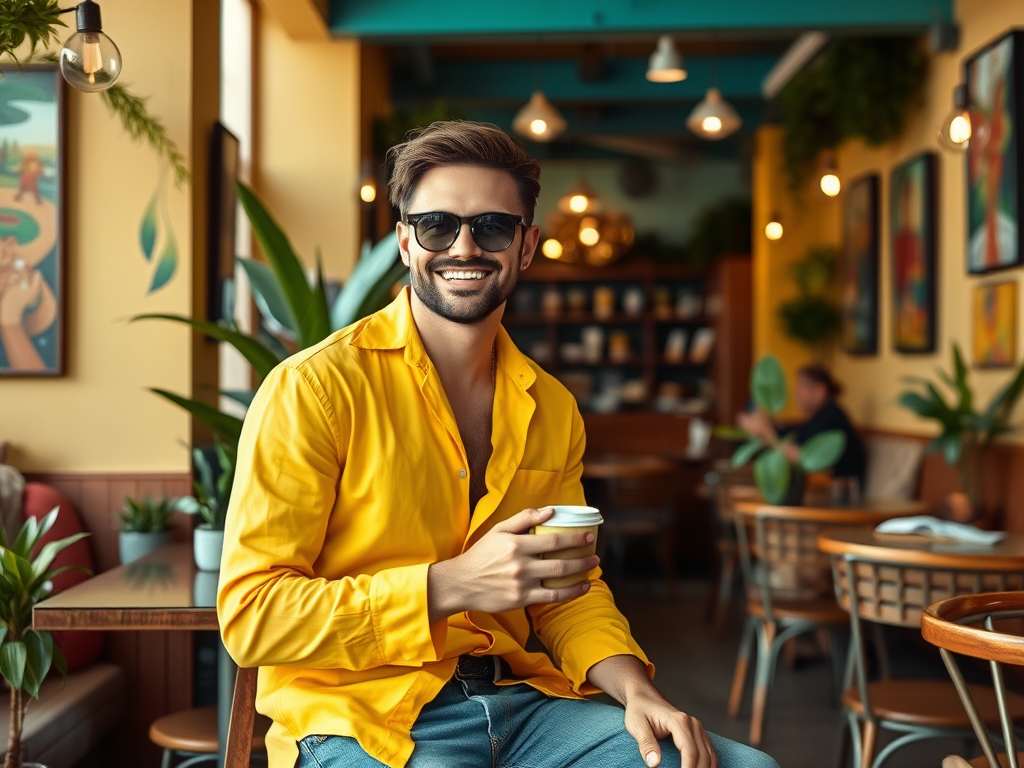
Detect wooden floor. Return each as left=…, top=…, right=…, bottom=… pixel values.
left=616, top=579, right=990, bottom=768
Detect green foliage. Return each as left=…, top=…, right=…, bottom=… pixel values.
left=687, top=198, right=751, bottom=266
left=177, top=442, right=235, bottom=530
left=899, top=343, right=1024, bottom=508
left=778, top=247, right=841, bottom=349
left=730, top=354, right=847, bottom=504
left=0, top=0, right=62, bottom=65
left=373, top=101, right=464, bottom=156
left=779, top=38, right=928, bottom=190
left=101, top=82, right=190, bottom=187
left=118, top=495, right=188, bottom=533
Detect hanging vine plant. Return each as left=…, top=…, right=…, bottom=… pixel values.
left=778, top=38, right=928, bottom=190
left=778, top=246, right=841, bottom=359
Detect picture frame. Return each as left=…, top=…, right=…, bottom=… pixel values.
left=840, top=174, right=880, bottom=355
left=965, top=30, right=1024, bottom=274
left=207, top=122, right=240, bottom=322
left=0, top=66, right=65, bottom=377
left=973, top=280, right=1018, bottom=368
left=890, top=153, right=937, bottom=353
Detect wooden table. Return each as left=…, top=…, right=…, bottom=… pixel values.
left=734, top=498, right=929, bottom=519
left=583, top=453, right=678, bottom=480
left=33, top=543, right=233, bottom=768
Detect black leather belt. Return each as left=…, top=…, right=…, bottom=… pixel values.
left=455, top=654, right=513, bottom=682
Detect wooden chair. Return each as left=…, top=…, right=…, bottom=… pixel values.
left=831, top=555, right=1024, bottom=768
left=923, top=591, right=1024, bottom=768
left=729, top=503, right=876, bottom=745
left=703, top=461, right=758, bottom=636
left=225, top=667, right=260, bottom=768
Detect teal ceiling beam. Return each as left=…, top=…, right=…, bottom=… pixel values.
left=330, top=0, right=952, bottom=38
left=391, top=56, right=777, bottom=103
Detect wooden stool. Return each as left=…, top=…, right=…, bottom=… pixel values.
left=150, top=704, right=269, bottom=768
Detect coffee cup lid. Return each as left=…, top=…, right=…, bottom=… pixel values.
left=545, top=505, right=603, bottom=527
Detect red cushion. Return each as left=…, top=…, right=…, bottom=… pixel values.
left=21, top=483, right=104, bottom=672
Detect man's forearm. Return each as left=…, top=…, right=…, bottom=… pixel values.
left=586, top=654, right=656, bottom=706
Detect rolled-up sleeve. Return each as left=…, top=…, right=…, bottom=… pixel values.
left=527, top=402, right=654, bottom=694
left=217, top=364, right=446, bottom=670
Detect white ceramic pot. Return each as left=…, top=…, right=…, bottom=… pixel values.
left=118, top=530, right=173, bottom=565
left=193, top=569, right=219, bottom=606
left=193, top=525, right=224, bottom=572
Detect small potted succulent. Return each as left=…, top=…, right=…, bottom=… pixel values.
left=178, top=443, right=233, bottom=572
left=1, top=507, right=90, bottom=768
left=117, top=495, right=186, bottom=564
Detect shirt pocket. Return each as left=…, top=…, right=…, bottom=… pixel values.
left=501, top=468, right=561, bottom=514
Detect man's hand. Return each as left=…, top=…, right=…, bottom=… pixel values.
left=427, top=507, right=598, bottom=623
left=588, top=655, right=718, bottom=768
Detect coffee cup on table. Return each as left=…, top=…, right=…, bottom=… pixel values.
left=532, top=505, right=604, bottom=589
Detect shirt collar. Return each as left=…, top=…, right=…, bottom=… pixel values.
left=351, top=286, right=537, bottom=391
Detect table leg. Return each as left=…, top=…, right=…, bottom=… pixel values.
left=218, top=640, right=237, bottom=768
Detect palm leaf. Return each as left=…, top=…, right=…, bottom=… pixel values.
left=237, top=257, right=297, bottom=340
left=354, top=261, right=408, bottom=322
left=149, top=389, right=244, bottom=444
left=331, top=232, right=401, bottom=331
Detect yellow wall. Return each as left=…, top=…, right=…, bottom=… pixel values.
left=2, top=0, right=195, bottom=472
left=755, top=0, right=1024, bottom=435
left=255, top=11, right=361, bottom=280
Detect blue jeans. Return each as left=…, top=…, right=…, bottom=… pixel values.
left=296, top=677, right=779, bottom=768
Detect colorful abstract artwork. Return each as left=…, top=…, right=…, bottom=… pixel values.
left=966, top=31, right=1023, bottom=274
left=841, top=174, right=880, bottom=355
left=973, top=281, right=1017, bottom=367
left=890, top=153, right=936, bottom=353
left=0, top=67, right=62, bottom=376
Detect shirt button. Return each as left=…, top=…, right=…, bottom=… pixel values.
left=459, top=469, right=468, bottom=479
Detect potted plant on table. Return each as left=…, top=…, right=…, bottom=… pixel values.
left=178, top=443, right=233, bottom=572
left=117, top=495, right=187, bottom=565
left=0, top=507, right=90, bottom=768
left=725, top=355, right=847, bottom=505
left=898, top=343, right=1024, bottom=524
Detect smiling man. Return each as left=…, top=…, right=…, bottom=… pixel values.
left=218, top=121, right=779, bottom=768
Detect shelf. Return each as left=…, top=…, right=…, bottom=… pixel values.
left=556, top=357, right=646, bottom=368
left=520, top=259, right=709, bottom=282
left=504, top=311, right=650, bottom=325
left=658, top=359, right=711, bottom=368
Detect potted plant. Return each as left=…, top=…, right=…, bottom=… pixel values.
left=726, top=355, right=847, bottom=504
left=117, top=495, right=186, bottom=564
left=777, top=247, right=841, bottom=362
left=178, top=442, right=233, bottom=572
left=899, top=343, right=1024, bottom=523
left=0, top=507, right=90, bottom=768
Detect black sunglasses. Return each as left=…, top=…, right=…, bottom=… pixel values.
left=405, top=211, right=526, bottom=253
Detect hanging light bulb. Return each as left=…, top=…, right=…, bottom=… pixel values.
left=686, top=88, right=741, bottom=140
left=558, top=177, right=601, bottom=215
left=819, top=153, right=841, bottom=197
left=578, top=217, right=601, bottom=247
left=646, top=35, right=686, bottom=83
left=513, top=91, right=567, bottom=142
left=541, top=239, right=563, bottom=259
left=938, top=84, right=972, bottom=153
left=765, top=213, right=783, bottom=241
left=59, top=1, right=122, bottom=93
left=357, top=160, right=376, bottom=203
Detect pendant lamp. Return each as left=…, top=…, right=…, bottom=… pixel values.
left=646, top=36, right=686, bottom=83
left=938, top=84, right=972, bottom=153
left=513, top=91, right=567, bottom=143
left=686, top=88, right=741, bottom=140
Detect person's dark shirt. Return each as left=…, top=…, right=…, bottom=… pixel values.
left=790, top=399, right=866, bottom=486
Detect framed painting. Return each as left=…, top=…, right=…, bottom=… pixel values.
left=207, top=122, right=240, bottom=322
left=965, top=30, right=1024, bottom=274
left=890, top=153, right=937, bottom=353
left=841, top=174, right=880, bottom=355
left=973, top=280, right=1017, bottom=367
left=0, top=66, right=64, bottom=376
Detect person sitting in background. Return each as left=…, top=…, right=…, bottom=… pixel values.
left=738, top=364, right=866, bottom=490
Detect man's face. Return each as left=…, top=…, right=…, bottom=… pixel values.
left=397, top=165, right=539, bottom=324
left=794, top=375, right=828, bottom=414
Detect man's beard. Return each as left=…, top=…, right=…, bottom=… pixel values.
left=410, top=253, right=520, bottom=325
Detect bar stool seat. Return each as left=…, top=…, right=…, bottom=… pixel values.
left=150, top=706, right=269, bottom=764
left=942, top=753, right=1024, bottom=768
left=842, top=681, right=1024, bottom=728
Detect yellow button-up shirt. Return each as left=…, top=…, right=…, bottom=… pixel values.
left=218, top=288, right=651, bottom=768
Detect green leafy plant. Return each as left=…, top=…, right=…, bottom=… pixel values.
left=0, top=507, right=90, bottom=768
left=118, top=495, right=188, bottom=533
left=687, top=198, right=752, bottom=267
left=778, top=246, right=841, bottom=356
left=898, top=343, right=1024, bottom=513
left=728, top=355, right=847, bottom=504
left=132, top=181, right=406, bottom=450
left=779, top=38, right=928, bottom=190
left=177, top=442, right=234, bottom=530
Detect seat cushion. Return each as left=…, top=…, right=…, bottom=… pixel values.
left=149, top=706, right=271, bottom=753
left=22, top=482, right=104, bottom=672
left=844, top=680, right=1024, bottom=728
left=0, top=662, right=126, bottom=768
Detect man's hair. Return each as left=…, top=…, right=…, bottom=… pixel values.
left=386, top=120, right=541, bottom=225
left=797, top=364, right=842, bottom=398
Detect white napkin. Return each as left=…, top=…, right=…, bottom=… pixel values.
left=875, top=515, right=1006, bottom=545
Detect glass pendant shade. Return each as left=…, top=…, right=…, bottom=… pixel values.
left=686, top=88, right=741, bottom=140
left=938, top=84, right=972, bottom=153
left=60, top=2, right=121, bottom=92
left=558, top=177, right=602, bottom=215
left=512, top=92, right=567, bottom=142
left=646, top=36, right=686, bottom=83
